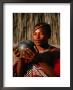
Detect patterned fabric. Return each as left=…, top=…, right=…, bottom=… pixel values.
left=13, top=45, right=60, bottom=77
left=24, top=65, right=48, bottom=77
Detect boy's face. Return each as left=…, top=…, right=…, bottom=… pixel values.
left=32, top=28, right=49, bottom=46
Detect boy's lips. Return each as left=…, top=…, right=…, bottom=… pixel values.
left=35, top=40, right=41, bottom=42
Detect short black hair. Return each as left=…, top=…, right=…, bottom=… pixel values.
left=33, top=23, right=51, bottom=39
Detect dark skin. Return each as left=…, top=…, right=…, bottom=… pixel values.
left=13, top=27, right=55, bottom=76
left=32, top=28, right=49, bottom=51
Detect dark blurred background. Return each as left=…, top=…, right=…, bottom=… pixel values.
left=13, top=13, right=60, bottom=48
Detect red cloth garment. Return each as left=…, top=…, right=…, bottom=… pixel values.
left=13, top=45, right=60, bottom=77
left=54, top=58, right=60, bottom=76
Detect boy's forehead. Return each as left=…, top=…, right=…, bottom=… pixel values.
left=33, top=27, right=45, bottom=33
left=34, top=29, right=40, bottom=33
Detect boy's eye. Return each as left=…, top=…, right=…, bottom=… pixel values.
left=40, top=32, right=44, bottom=35
left=33, top=33, right=36, bottom=35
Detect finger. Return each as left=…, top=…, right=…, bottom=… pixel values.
left=25, top=52, right=35, bottom=60
left=21, top=51, right=33, bottom=60
left=20, top=50, right=30, bottom=59
left=26, top=48, right=35, bottom=55
left=25, top=51, right=33, bottom=58
left=13, top=48, right=18, bottom=54
left=13, top=46, right=17, bottom=50
left=20, top=50, right=29, bottom=57
left=13, top=44, right=18, bottom=51
left=16, top=52, right=20, bottom=57
left=21, top=48, right=33, bottom=57
left=26, top=48, right=36, bottom=58
left=14, top=49, right=19, bottom=54
left=26, top=50, right=33, bottom=56
left=19, top=48, right=35, bottom=61
left=20, top=54, right=32, bottom=62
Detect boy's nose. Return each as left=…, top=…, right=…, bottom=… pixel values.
left=36, top=34, right=40, bottom=39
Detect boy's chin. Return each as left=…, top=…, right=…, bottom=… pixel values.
left=34, top=42, right=41, bottom=46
